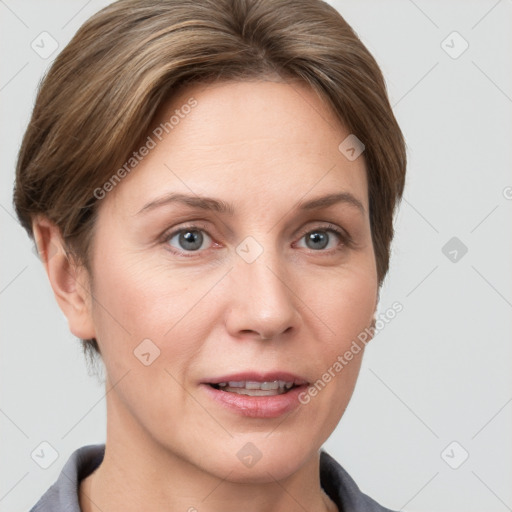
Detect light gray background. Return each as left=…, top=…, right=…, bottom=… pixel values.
left=1, top=1, right=511, bottom=511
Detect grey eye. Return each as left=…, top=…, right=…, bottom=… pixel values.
left=305, top=231, right=329, bottom=250
left=297, top=229, right=341, bottom=251
left=169, top=229, right=210, bottom=251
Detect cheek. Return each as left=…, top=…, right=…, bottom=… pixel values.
left=87, top=247, right=166, bottom=362
left=310, top=262, right=377, bottom=341
left=91, top=246, right=174, bottom=329
left=89, top=250, right=214, bottom=370
left=301, top=260, right=376, bottom=404
left=298, top=267, right=375, bottom=436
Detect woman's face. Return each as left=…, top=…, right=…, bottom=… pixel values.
left=86, top=79, right=378, bottom=481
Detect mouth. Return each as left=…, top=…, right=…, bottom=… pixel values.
left=205, top=372, right=309, bottom=396
left=202, top=373, right=309, bottom=418
left=209, top=380, right=300, bottom=396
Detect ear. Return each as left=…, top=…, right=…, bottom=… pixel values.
left=32, top=216, right=96, bottom=340
left=365, top=289, right=380, bottom=344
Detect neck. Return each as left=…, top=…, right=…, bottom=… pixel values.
left=79, top=391, right=337, bottom=512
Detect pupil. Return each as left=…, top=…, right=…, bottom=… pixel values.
left=306, top=231, right=328, bottom=250
left=179, top=230, right=203, bottom=250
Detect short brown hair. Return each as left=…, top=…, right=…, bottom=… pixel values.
left=13, top=0, right=406, bottom=362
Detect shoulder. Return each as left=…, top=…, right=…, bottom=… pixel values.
left=320, top=450, right=398, bottom=512
left=29, top=444, right=105, bottom=512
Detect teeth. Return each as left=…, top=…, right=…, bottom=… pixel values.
left=213, top=380, right=296, bottom=396
left=228, top=388, right=283, bottom=396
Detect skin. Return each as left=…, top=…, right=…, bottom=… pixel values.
left=34, top=78, right=378, bottom=512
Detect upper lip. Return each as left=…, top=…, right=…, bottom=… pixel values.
left=204, top=371, right=309, bottom=386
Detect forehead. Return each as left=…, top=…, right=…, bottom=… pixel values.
left=106, top=79, right=368, bottom=216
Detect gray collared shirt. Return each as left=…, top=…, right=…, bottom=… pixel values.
left=29, top=444, right=397, bottom=512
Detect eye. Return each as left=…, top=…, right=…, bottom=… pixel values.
left=166, top=226, right=213, bottom=253
left=161, top=222, right=351, bottom=256
left=295, top=225, right=346, bottom=252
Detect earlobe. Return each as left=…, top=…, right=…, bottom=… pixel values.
left=32, top=216, right=96, bottom=340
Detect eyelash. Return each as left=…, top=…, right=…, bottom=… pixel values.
left=160, top=222, right=353, bottom=257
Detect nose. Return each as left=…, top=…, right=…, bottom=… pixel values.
left=224, top=249, right=300, bottom=341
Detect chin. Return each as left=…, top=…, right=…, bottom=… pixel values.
left=196, top=435, right=321, bottom=484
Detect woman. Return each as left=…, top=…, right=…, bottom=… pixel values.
left=14, top=0, right=406, bottom=510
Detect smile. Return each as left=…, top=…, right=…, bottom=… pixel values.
left=203, top=372, right=310, bottom=418
left=211, top=380, right=296, bottom=396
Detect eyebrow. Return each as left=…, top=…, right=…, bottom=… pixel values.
left=297, top=192, right=365, bottom=215
left=137, top=191, right=365, bottom=216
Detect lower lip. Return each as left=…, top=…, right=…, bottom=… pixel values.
left=201, top=384, right=307, bottom=418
